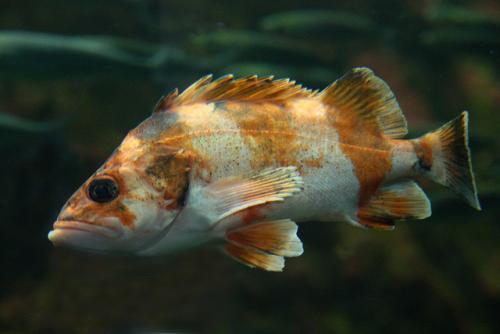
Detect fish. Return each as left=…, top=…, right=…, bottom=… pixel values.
left=48, top=67, right=481, bottom=271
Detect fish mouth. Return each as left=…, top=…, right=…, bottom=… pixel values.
left=48, top=219, right=123, bottom=246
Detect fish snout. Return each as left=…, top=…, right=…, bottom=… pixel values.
left=48, top=218, right=124, bottom=249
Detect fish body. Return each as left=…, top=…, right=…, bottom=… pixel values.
left=49, top=68, right=480, bottom=271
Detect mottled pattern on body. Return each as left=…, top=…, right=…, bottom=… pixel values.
left=49, top=68, right=480, bottom=271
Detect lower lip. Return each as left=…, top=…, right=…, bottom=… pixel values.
left=49, top=220, right=121, bottom=241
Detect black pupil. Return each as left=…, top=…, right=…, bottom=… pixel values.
left=88, top=178, right=118, bottom=203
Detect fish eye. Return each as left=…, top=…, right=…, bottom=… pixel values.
left=87, top=177, right=119, bottom=203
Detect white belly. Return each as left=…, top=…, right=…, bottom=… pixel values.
left=268, top=140, right=360, bottom=223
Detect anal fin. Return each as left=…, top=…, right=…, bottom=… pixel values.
left=357, top=180, right=432, bottom=230
left=224, top=219, right=303, bottom=271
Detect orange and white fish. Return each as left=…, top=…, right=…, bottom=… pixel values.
left=48, top=68, right=481, bottom=271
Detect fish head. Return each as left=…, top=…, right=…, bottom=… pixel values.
left=49, top=139, right=192, bottom=254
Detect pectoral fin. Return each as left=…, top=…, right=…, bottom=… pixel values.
left=209, top=167, right=303, bottom=221
left=224, top=219, right=303, bottom=271
left=186, top=166, right=303, bottom=226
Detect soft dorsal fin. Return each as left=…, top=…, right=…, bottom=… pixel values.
left=153, top=74, right=316, bottom=112
left=319, top=67, right=408, bottom=139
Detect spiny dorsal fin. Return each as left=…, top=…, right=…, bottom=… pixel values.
left=319, top=67, right=408, bottom=139
left=152, top=88, right=179, bottom=113
left=356, top=180, right=431, bottom=230
left=154, top=74, right=316, bottom=112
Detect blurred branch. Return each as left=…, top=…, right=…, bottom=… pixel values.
left=0, top=31, right=190, bottom=79
left=261, top=10, right=376, bottom=33
left=0, top=111, right=60, bottom=133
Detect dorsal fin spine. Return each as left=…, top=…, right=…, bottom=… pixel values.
left=152, top=88, right=178, bottom=113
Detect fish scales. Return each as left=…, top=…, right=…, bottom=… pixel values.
left=147, top=98, right=360, bottom=223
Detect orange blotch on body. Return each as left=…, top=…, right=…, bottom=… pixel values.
left=327, top=102, right=393, bottom=212
left=237, top=205, right=267, bottom=225
left=226, top=101, right=301, bottom=169
left=414, top=136, right=433, bottom=171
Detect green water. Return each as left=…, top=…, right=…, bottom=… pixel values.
left=0, top=1, right=499, bottom=333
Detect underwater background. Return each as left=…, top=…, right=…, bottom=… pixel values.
left=0, top=0, right=499, bottom=333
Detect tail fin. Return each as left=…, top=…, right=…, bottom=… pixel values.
left=414, top=111, right=480, bottom=210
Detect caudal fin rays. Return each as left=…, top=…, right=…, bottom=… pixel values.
left=416, top=111, right=481, bottom=210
